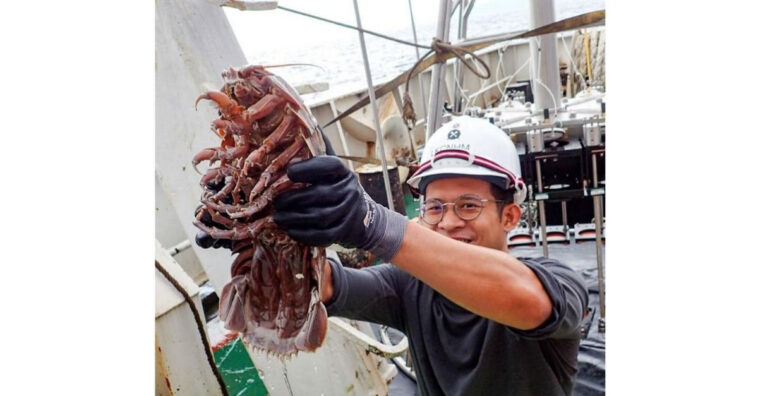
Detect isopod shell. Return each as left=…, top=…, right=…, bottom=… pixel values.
left=193, top=65, right=329, bottom=356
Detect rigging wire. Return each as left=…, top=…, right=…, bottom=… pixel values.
left=452, top=72, right=471, bottom=112
left=500, top=57, right=531, bottom=104
left=495, top=46, right=508, bottom=101
left=277, top=5, right=431, bottom=50
left=463, top=56, right=530, bottom=114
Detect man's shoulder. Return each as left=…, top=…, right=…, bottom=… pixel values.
left=517, top=256, right=587, bottom=289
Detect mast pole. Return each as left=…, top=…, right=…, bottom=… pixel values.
left=453, top=0, right=475, bottom=113
left=425, top=0, right=453, bottom=142
left=528, top=0, right=562, bottom=114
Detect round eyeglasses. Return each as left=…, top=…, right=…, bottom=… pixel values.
left=419, top=195, right=505, bottom=225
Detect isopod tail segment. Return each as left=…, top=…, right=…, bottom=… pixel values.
left=219, top=274, right=248, bottom=333
left=294, top=290, right=328, bottom=352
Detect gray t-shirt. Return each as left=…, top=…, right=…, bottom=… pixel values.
left=325, top=256, right=589, bottom=396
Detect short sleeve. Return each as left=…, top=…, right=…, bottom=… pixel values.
left=509, top=257, right=589, bottom=340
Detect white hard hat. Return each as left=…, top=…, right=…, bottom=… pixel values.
left=407, top=116, right=526, bottom=204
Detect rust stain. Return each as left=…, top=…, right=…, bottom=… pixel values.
left=366, top=141, right=375, bottom=159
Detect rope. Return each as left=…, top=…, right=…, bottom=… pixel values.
left=401, top=39, right=491, bottom=130
left=401, top=48, right=433, bottom=130
left=431, top=39, right=491, bottom=79
left=583, top=30, right=593, bottom=83
left=277, top=5, right=431, bottom=50
left=155, top=260, right=229, bottom=396
left=560, top=33, right=586, bottom=94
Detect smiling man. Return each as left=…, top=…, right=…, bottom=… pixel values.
left=272, top=116, right=589, bottom=395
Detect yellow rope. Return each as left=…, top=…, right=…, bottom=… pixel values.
left=583, top=30, right=593, bottom=85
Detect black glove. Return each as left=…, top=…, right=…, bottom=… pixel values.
left=195, top=230, right=232, bottom=249
left=273, top=156, right=407, bottom=262
left=194, top=205, right=233, bottom=249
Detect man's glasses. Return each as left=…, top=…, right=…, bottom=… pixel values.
left=419, top=195, right=505, bottom=225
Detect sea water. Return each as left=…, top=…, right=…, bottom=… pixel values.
left=227, top=0, right=604, bottom=100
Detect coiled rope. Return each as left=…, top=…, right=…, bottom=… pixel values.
left=401, top=38, right=491, bottom=130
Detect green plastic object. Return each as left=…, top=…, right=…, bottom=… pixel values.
left=214, top=337, right=269, bottom=396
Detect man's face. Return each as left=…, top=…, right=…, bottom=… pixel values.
left=421, top=177, right=516, bottom=251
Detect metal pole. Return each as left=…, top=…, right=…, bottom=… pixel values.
left=592, top=152, right=605, bottom=332
left=561, top=200, right=568, bottom=234
left=352, top=0, right=395, bottom=212
left=528, top=0, right=562, bottom=112
left=535, top=160, right=549, bottom=257
left=527, top=185, right=534, bottom=235
left=168, top=239, right=192, bottom=257
left=407, top=0, right=428, bottom=117
left=453, top=1, right=463, bottom=113
left=453, top=0, right=475, bottom=113
left=425, top=0, right=452, bottom=142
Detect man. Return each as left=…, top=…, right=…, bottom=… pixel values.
left=272, top=116, right=589, bottom=395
